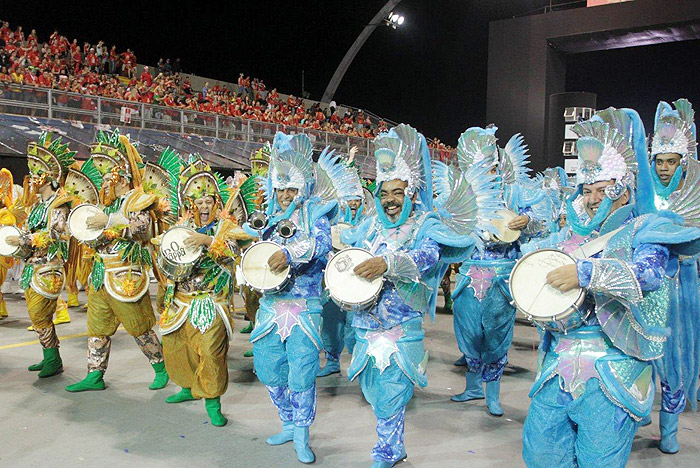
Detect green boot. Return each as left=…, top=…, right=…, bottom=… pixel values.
left=240, top=322, right=254, bottom=334
left=149, top=362, right=169, bottom=390
left=243, top=350, right=253, bottom=358
left=28, top=359, right=44, bottom=372
left=37, top=348, right=63, bottom=378
left=65, top=370, right=105, bottom=392
left=205, top=397, right=227, bottom=427
left=166, top=387, right=198, bottom=403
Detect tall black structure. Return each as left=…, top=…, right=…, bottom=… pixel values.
left=486, top=0, right=700, bottom=171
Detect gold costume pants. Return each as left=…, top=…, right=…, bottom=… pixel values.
left=243, top=285, right=260, bottom=323
left=162, top=315, right=229, bottom=399
left=87, top=286, right=155, bottom=338
left=25, top=286, right=60, bottom=348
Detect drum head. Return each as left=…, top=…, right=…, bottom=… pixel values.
left=161, top=227, right=202, bottom=264
left=509, top=249, right=582, bottom=320
left=491, top=209, right=521, bottom=243
left=325, top=248, right=382, bottom=306
left=0, top=225, right=20, bottom=256
left=241, top=241, right=290, bottom=291
left=68, top=204, right=104, bottom=242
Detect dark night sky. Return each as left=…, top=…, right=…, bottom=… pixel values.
left=4, top=1, right=700, bottom=144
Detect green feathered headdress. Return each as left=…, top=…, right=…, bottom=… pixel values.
left=26, top=131, right=76, bottom=182
left=176, top=153, right=230, bottom=214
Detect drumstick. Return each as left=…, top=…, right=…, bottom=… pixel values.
left=526, top=282, right=549, bottom=312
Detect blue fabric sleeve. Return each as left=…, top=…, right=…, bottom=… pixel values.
left=577, top=243, right=669, bottom=291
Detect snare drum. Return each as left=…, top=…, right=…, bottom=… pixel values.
left=325, top=247, right=383, bottom=311
left=68, top=203, right=104, bottom=245
left=509, top=249, right=587, bottom=332
left=157, top=226, right=203, bottom=281
left=331, top=222, right=351, bottom=251
left=489, top=209, right=522, bottom=243
left=240, top=241, right=291, bottom=293
left=0, top=225, right=30, bottom=258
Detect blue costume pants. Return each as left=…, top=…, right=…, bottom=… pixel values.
left=320, top=301, right=355, bottom=361
left=253, top=324, right=320, bottom=426
left=453, top=274, right=514, bottom=380
left=359, top=357, right=413, bottom=464
left=523, top=378, right=638, bottom=468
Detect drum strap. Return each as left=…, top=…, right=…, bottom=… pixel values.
left=571, top=226, right=625, bottom=260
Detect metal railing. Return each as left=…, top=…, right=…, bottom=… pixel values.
left=0, top=83, right=454, bottom=173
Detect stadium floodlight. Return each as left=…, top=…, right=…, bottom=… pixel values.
left=383, top=11, right=405, bottom=29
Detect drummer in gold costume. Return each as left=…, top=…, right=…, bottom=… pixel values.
left=158, top=154, right=250, bottom=426
left=236, top=144, right=269, bottom=356
left=3, top=133, right=76, bottom=378
left=0, top=169, right=26, bottom=320
left=65, top=130, right=169, bottom=393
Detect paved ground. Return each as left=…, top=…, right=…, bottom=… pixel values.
left=1, top=282, right=698, bottom=467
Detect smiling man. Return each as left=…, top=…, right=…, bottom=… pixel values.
left=519, top=109, right=700, bottom=468
left=341, top=124, right=479, bottom=468
left=244, top=133, right=334, bottom=464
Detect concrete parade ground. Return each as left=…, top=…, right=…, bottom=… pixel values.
left=1, top=282, right=699, bottom=467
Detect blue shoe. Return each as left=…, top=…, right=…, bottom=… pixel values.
left=371, top=449, right=407, bottom=467
left=451, top=371, right=484, bottom=402
left=659, top=411, right=679, bottom=454
left=639, top=414, right=652, bottom=426
left=266, top=421, right=294, bottom=445
left=317, top=359, right=340, bottom=377
left=453, top=355, right=467, bottom=366
left=293, top=425, right=315, bottom=464
left=485, top=380, right=504, bottom=416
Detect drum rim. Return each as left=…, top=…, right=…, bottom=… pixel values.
left=240, top=240, right=290, bottom=291
left=324, top=247, right=383, bottom=308
left=68, top=203, right=103, bottom=241
left=508, top=248, right=585, bottom=322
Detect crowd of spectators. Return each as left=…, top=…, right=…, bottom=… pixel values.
left=0, top=21, right=385, bottom=139
left=428, top=137, right=456, bottom=163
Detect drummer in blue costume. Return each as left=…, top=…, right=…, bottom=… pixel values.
left=244, top=132, right=341, bottom=464
left=645, top=98, right=700, bottom=454
left=520, top=109, right=700, bottom=468
left=449, top=127, right=546, bottom=416
left=342, top=124, right=500, bottom=467
left=318, top=147, right=375, bottom=377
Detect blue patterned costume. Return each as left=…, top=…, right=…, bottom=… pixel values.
left=646, top=98, right=700, bottom=453
left=520, top=115, right=700, bottom=467
left=341, top=124, right=487, bottom=467
left=244, top=132, right=337, bottom=464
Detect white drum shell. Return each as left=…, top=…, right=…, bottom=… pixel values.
left=325, top=247, right=383, bottom=311
left=157, top=226, right=202, bottom=282
left=331, top=222, right=352, bottom=251
left=509, top=249, right=586, bottom=332
left=68, top=203, right=105, bottom=244
left=0, top=225, right=27, bottom=257
left=240, top=241, right=291, bottom=293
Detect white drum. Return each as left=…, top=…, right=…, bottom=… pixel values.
left=0, top=225, right=29, bottom=258
left=68, top=203, right=104, bottom=245
left=240, top=241, right=291, bottom=293
left=490, top=209, right=522, bottom=243
left=331, top=222, right=352, bottom=251
left=325, top=247, right=383, bottom=311
left=509, top=249, right=586, bottom=332
left=157, top=226, right=203, bottom=282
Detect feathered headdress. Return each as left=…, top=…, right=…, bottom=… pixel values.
left=456, top=127, right=498, bottom=172
left=573, top=120, right=637, bottom=200
left=225, top=175, right=261, bottom=226
left=499, top=133, right=531, bottom=185
left=651, top=99, right=697, bottom=165
left=89, top=129, right=144, bottom=187
left=64, top=159, right=102, bottom=205
left=176, top=154, right=230, bottom=212
left=26, top=131, right=76, bottom=183
left=250, top=142, right=271, bottom=177
left=269, top=132, right=315, bottom=194
left=373, top=124, right=426, bottom=193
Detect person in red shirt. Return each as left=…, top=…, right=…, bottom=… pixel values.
left=0, top=67, right=11, bottom=83
left=86, top=48, right=98, bottom=71
left=27, top=29, right=38, bottom=47
left=38, top=71, right=54, bottom=88
left=27, top=47, right=41, bottom=68
left=0, top=22, right=11, bottom=42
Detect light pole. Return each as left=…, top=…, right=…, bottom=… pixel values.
left=321, top=0, right=404, bottom=104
